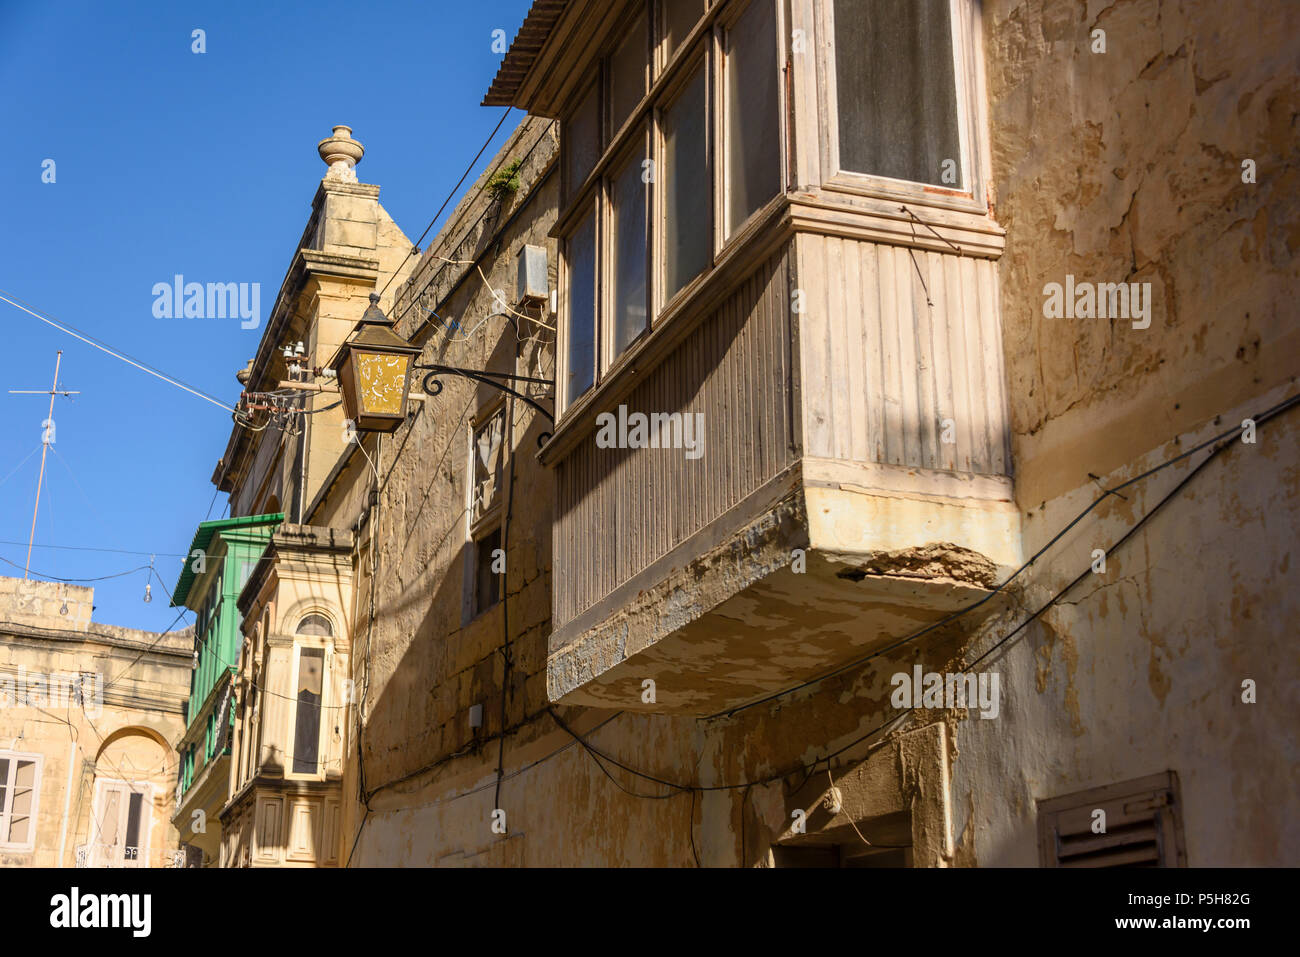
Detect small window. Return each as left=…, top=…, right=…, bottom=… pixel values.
left=292, top=647, right=325, bottom=774
left=0, top=752, right=40, bottom=848
left=661, top=63, right=710, bottom=303
left=724, top=0, right=781, bottom=237
left=296, top=613, right=333, bottom=637
left=608, top=5, right=649, bottom=136
left=660, top=0, right=705, bottom=63
left=565, top=82, right=601, bottom=198
left=608, top=140, right=650, bottom=359
left=471, top=407, right=507, bottom=524
left=473, top=527, right=503, bottom=615
left=831, top=0, right=963, bottom=188
left=1037, top=772, right=1187, bottom=867
left=564, top=211, right=598, bottom=406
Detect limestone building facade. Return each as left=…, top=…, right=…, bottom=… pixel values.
left=0, top=577, right=191, bottom=868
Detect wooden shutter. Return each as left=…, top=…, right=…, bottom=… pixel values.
left=1037, top=771, right=1186, bottom=867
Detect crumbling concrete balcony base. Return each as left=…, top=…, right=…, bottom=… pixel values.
left=547, top=461, right=1022, bottom=715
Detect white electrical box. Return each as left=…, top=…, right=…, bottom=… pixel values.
left=515, top=244, right=549, bottom=305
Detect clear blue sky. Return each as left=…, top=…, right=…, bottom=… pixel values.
left=0, top=0, right=531, bottom=631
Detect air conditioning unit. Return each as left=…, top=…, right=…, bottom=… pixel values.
left=515, top=244, right=548, bottom=305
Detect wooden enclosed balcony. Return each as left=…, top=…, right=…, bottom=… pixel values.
left=542, top=223, right=1021, bottom=714
left=492, top=0, right=1021, bottom=712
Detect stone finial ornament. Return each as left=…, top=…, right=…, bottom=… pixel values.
left=317, top=125, right=364, bottom=182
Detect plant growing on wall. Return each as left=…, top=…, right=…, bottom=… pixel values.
left=487, top=159, right=523, bottom=201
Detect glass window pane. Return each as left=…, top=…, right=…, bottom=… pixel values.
left=125, top=791, right=144, bottom=856
left=609, top=6, right=648, bottom=135
left=565, top=83, right=600, bottom=196
left=472, top=409, right=506, bottom=522
left=293, top=648, right=324, bottom=773
left=726, top=0, right=781, bottom=236
left=661, top=0, right=705, bottom=61
left=833, top=0, right=961, bottom=187
left=609, top=145, right=649, bottom=357
left=663, top=66, right=709, bottom=300
left=99, top=786, right=121, bottom=847
left=7, top=760, right=34, bottom=844
left=475, top=527, right=502, bottom=612
left=565, top=212, right=597, bottom=406
left=296, top=613, right=333, bottom=636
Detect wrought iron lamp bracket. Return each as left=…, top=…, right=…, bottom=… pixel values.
left=413, top=363, right=555, bottom=444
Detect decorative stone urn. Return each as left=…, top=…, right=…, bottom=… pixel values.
left=317, top=125, right=364, bottom=182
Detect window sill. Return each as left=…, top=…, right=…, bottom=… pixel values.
left=786, top=188, right=1005, bottom=259
left=819, top=170, right=987, bottom=216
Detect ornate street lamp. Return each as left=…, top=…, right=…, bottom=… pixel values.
left=327, top=290, right=556, bottom=441
left=327, top=293, right=421, bottom=433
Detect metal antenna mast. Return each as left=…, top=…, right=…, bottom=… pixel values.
left=8, top=350, right=81, bottom=578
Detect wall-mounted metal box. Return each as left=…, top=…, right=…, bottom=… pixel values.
left=515, top=244, right=549, bottom=305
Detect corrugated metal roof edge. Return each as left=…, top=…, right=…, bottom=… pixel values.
left=481, top=0, right=568, bottom=106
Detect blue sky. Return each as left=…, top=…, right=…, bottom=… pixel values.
left=0, top=0, right=530, bottom=631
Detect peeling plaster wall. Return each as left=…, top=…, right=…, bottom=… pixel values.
left=942, top=0, right=1300, bottom=865
left=0, top=580, right=191, bottom=868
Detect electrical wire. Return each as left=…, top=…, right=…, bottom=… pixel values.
left=0, top=539, right=185, bottom=559
left=542, top=392, right=1297, bottom=797
left=389, top=119, right=556, bottom=334
left=0, top=555, right=150, bottom=582
left=709, top=390, right=1300, bottom=721
left=0, top=290, right=236, bottom=413
left=0, top=446, right=41, bottom=490
left=376, top=107, right=515, bottom=301
left=827, top=765, right=910, bottom=850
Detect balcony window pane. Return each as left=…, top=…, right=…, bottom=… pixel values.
left=564, top=212, right=597, bottom=405
left=609, top=145, right=649, bottom=357
left=833, top=0, right=962, bottom=187
left=609, top=6, right=648, bottom=135
left=725, top=0, right=781, bottom=236
left=661, top=0, right=705, bottom=61
left=565, top=82, right=600, bottom=197
left=292, top=647, right=324, bottom=774
left=662, top=65, right=709, bottom=301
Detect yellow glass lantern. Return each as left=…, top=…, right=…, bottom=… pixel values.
left=327, top=293, right=421, bottom=433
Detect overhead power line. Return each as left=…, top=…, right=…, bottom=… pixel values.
left=376, top=106, right=515, bottom=300
left=0, top=539, right=184, bottom=558
left=0, top=290, right=236, bottom=414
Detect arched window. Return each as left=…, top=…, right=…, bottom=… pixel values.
left=296, top=614, right=332, bottom=636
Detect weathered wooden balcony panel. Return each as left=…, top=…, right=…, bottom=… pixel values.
left=554, top=245, right=797, bottom=628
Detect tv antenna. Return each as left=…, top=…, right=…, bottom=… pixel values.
left=8, top=350, right=80, bottom=578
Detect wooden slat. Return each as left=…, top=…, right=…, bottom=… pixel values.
left=554, top=246, right=794, bottom=626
